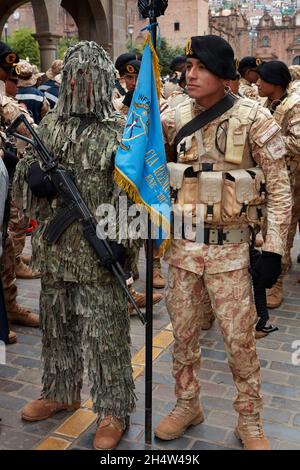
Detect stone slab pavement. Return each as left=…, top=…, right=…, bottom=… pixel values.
left=1, top=237, right=300, bottom=450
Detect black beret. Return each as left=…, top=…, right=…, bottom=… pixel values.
left=257, top=60, right=291, bottom=88
left=0, top=41, right=19, bottom=70
left=115, top=53, right=136, bottom=75
left=170, top=56, right=186, bottom=71
left=185, top=35, right=236, bottom=80
left=238, top=56, right=263, bottom=73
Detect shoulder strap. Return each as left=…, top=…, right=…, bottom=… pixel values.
left=174, top=94, right=236, bottom=156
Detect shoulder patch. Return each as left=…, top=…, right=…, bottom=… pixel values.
left=255, top=120, right=281, bottom=147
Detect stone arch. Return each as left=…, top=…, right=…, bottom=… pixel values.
left=0, top=0, right=126, bottom=70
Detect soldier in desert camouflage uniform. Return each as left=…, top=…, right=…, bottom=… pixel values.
left=238, top=56, right=262, bottom=100
left=0, top=41, right=39, bottom=339
left=289, top=65, right=300, bottom=95
left=14, top=41, right=136, bottom=450
left=155, top=35, right=291, bottom=450
left=256, top=60, right=300, bottom=308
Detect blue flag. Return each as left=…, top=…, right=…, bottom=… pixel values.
left=114, top=35, right=170, bottom=251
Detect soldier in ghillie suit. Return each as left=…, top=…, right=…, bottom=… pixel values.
left=14, top=41, right=136, bottom=450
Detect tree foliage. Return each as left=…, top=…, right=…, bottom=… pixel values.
left=7, top=28, right=40, bottom=67
left=58, top=37, right=79, bottom=60
left=127, top=36, right=184, bottom=76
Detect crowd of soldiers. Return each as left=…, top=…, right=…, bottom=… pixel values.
left=0, top=33, right=298, bottom=451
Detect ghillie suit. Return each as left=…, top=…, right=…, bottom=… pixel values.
left=14, top=41, right=136, bottom=425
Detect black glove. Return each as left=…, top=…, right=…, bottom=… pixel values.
left=102, top=242, right=126, bottom=270
left=27, top=162, right=58, bottom=199
left=250, top=250, right=282, bottom=289
left=123, top=90, right=134, bottom=108
left=2, top=149, right=19, bottom=180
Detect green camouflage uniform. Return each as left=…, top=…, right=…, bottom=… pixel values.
left=13, top=41, right=136, bottom=424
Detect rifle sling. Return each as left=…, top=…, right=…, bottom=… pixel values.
left=174, top=93, right=236, bottom=161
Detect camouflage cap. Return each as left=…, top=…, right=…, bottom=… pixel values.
left=15, top=60, right=37, bottom=87
left=289, top=65, right=300, bottom=81
left=46, top=59, right=63, bottom=80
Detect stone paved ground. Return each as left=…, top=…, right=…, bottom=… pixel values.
left=1, top=237, right=300, bottom=450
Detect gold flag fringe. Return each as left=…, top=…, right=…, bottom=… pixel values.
left=114, top=168, right=170, bottom=256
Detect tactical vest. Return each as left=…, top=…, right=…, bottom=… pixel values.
left=168, top=98, right=267, bottom=236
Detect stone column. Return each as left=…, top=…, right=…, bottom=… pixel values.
left=32, top=32, right=62, bottom=72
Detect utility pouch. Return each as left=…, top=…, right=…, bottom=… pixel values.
left=168, top=162, right=198, bottom=223
left=221, top=168, right=265, bottom=224
left=198, top=172, right=223, bottom=223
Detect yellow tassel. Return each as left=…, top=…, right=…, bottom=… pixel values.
left=114, top=168, right=170, bottom=255
left=144, top=33, right=161, bottom=99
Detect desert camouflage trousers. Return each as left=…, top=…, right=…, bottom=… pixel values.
left=40, top=274, right=136, bottom=422
left=284, top=169, right=300, bottom=269
left=166, top=265, right=262, bottom=415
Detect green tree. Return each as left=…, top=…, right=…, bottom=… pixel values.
left=8, top=28, right=40, bottom=67
left=127, top=36, right=184, bottom=76
left=156, top=37, right=184, bottom=76
left=58, top=37, right=79, bottom=60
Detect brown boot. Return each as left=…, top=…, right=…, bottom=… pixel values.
left=128, top=287, right=163, bottom=314
left=21, top=254, right=32, bottom=265
left=255, top=330, right=268, bottom=340
left=153, top=260, right=165, bottom=289
left=93, top=415, right=125, bottom=450
left=154, top=398, right=204, bottom=440
left=266, top=278, right=283, bottom=309
left=15, top=259, right=41, bottom=279
left=235, top=413, right=271, bottom=450
left=21, top=398, right=80, bottom=421
left=7, top=304, right=39, bottom=327
left=8, top=330, right=17, bottom=344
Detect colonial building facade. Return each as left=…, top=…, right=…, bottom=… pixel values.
left=209, top=8, right=300, bottom=65
left=126, top=0, right=209, bottom=48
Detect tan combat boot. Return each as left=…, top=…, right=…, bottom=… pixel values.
left=8, top=330, right=17, bottom=344
left=15, top=258, right=41, bottom=279
left=21, top=254, right=31, bottom=265
left=128, top=286, right=163, bottom=315
left=266, top=278, right=283, bottom=309
left=7, top=304, right=39, bottom=327
left=235, top=413, right=271, bottom=450
left=21, top=398, right=80, bottom=421
left=93, top=415, right=125, bottom=450
left=155, top=398, right=204, bottom=440
left=153, top=259, right=165, bottom=289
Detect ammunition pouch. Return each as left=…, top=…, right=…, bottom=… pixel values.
left=168, top=162, right=266, bottom=231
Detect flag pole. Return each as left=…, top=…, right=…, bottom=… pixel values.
left=144, top=11, right=157, bottom=448
left=137, top=0, right=168, bottom=446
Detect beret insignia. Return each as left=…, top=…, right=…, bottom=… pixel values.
left=126, top=64, right=135, bottom=73
left=5, top=52, right=17, bottom=64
